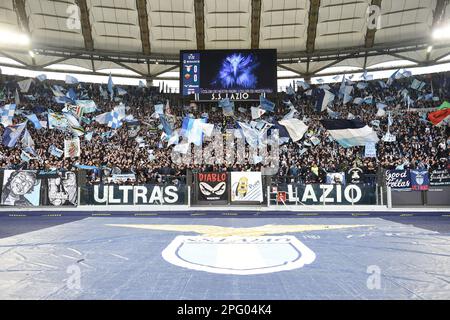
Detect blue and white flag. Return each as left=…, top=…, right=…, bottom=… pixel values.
left=25, top=113, right=42, bottom=129
left=315, top=89, right=335, bottom=112
left=387, top=69, right=400, bottom=86
left=49, top=145, right=64, bottom=158
left=95, top=112, right=109, bottom=124
left=388, top=111, right=393, bottom=126
left=107, top=74, right=114, bottom=100
left=2, top=121, right=26, bottom=148
left=154, top=103, right=164, bottom=115
left=187, top=118, right=206, bottom=146
left=320, top=119, right=379, bottom=148
left=0, top=103, right=16, bottom=127
left=357, top=82, right=368, bottom=90
left=286, top=84, right=295, bottom=95
left=65, top=75, right=79, bottom=84
left=343, top=86, right=353, bottom=104
left=353, top=97, right=363, bottom=105
left=48, top=112, right=69, bottom=130
left=139, top=80, right=146, bottom=88
left=237, top=121, right=260, bottom=148
left=106, top=111, right=122, bottom=129
left=260, top=95, right=275, bottom=112
left=159, top=114, right=173, bottom=136
left=21, top=129, right=35, bottom=149
left=84, top=131, right=93, bottom=141
left=76, top=100, right=97, bottom=113
left=117, top=87, right=127, bottom=96
left=36, top=74, right=47, bottom=82
left=297, top=80, right=310, bottom=90
left=17, top=78, right=33, bottom=93
left=278, top=119, right=308, bottom=142
left=219, top=98, right=235, bottom=116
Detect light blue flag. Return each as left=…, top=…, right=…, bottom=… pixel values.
left=260, top=95, right=275, bottom=112
left=117, top=87, right=127, bottom=96
left=65, top=75, right=79, bottom=84
left=2, top=121, right=26, bottom=148
left=84, top=131, right=93, bottom=141
left=48, top=112, right=69, bottom=129
left=49, top=145, right=64, bottom=158
left=286, top=84, right=295, bottom=95
left=1, top=103, right=16, bottom=127
left=107, top=74, right=114, bottom=100
left=76, top=100, right=97, bottom=113
left=25, top=113, right=42, bottom=129
left=106, top=111, right=122, bottom=129
left=159, top=114, right=173, bottom=136
left=21, top=129, right=34, bottom=149
left=297, top=81, right=310, bottom=90
left=139, top=80, right=146, bottom=88
left=36, top=74, right=47, bottom=82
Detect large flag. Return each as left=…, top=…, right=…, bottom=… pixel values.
left=187, top=118, right=206, bottom=146
left=25, top=113, right=42, bottom=129
left=260, top=95, right=275, bottom=112
left=0, top=103, right=16, bottom=127
left=2, top=121, right=26, bottom=148
left=17, top=78, right=33, bottom=93
left=315, top=89, right=335, bottom=112
left=320, top=119, right=379, bottom=148
left=278, top=119, right=308, bottom=142
left=65, top=75, right=79, bottom=84
left=64, top=137, right=81, bottom=158
left=428, top=102, right=450, bottom=125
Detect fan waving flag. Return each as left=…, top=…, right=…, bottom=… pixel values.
left=320, top=119, right=379, bottom=148
left=315, top=89, right=335, bottom=112
left=2, top=121, right=26, bottom=148
left=25, top=113, right=43, bottom=129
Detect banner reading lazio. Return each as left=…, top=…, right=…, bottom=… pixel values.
left=230, top=172, right=263, bottom=202
left=197, top=172, right=227, bottom=202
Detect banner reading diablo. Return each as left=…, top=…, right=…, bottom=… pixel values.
left=230, top=172, right=263, bottom=202
left=1, top=170, right=41, bottom=206
left=197, top=172, right=227, bottom=201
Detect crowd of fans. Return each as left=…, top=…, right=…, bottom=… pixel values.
left=0, top=71, right=448, bottom=185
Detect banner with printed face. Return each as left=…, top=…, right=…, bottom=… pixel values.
left=410, top=170, right=429, bottom=191
left=230, top=172, right=263, bottom=202
left=1, top=170, right=41, bottom=206
left=46, top=171, right=78, bottom=206
left=385, top=169, right=411, bottom=189
left=197, top=172, right=228, bottom=202
left=429, top=169, right=450, bottom=186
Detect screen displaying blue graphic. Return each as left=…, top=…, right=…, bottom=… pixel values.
left=180, top=49, right=276, bottom=96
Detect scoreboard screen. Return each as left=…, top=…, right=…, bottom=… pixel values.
left=180, top=49, right=277, bottom=96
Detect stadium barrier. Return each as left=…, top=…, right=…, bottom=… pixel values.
left=0, top=169, right=448, bottom=208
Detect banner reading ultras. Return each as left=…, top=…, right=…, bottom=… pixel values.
left=79, top=184, right=186, bottom=205
left=180, top=49, right=277, bottom=96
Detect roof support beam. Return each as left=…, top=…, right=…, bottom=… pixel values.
left=194, top=0, right=205, bottom=50
left=278, top=64, right=303, bottom=77
left=428, top=0, right=449, bottom=60
left=38, top=55, right=81, bottom=68
left=306, top=0, right=320, bottom=53
left=74, top=0, right=94, bottom=51
left=364, top=0, right=382, bottom=48
left=0, top=50, right=30, bottom=67
left=136, top=0, right=151, bottom=55
left=12, top=0, right=35, bottom=65
left=251, top=0, right=262, bottom=49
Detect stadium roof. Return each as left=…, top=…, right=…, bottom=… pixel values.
left=0, top=0, right=450, bottom=81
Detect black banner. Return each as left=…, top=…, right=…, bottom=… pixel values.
left=429, top=169, right=450, bottom=186
left=274, top=184, right=376, bottom=205
left=79, top=184, right=186, bottom=205
left=197, top=172, right=228, bottom=202
left=385, top=170, right=411, bottom=189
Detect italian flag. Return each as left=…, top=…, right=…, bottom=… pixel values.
left=428, top=101, right=450, bottom=125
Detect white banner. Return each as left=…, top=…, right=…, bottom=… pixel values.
left=230, top=172, right=263, bottom=202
